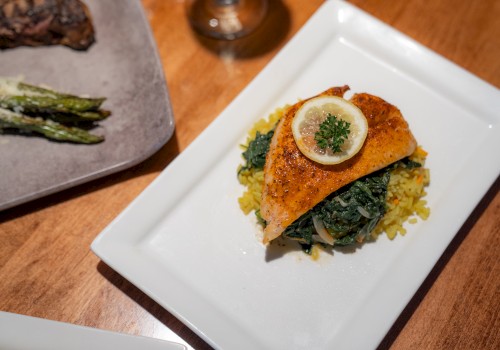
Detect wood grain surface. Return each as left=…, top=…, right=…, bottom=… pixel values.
left=1, top=0, right=499, bottom=349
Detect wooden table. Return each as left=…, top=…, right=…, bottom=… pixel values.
left=1, top=0, right=498, bottom=349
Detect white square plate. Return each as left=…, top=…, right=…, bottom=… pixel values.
left=91, top=1, right=500, bottom=349
left=0, top=312, right=186, bottom=350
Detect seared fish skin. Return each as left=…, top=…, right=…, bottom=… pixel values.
left=0, top=0, right=94, bottom=50
left=261, top=86, right=417, bottom=243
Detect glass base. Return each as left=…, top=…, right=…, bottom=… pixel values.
left=186, top=0, right=268, bottom=40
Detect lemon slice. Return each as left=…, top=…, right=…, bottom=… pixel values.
left=291, top=96, right=368, bottom=165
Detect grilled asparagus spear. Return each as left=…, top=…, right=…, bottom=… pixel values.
left=1, top=78, right=110, bottom=119
left=18, top=81, right=84, bottom=98
left=17, top=82, right=107, bottom=110
left=0, top=95, right=105, bottom=113
left=0, top=77, right=110, bottom=143
left=44, top=109, right=111, bottom=123
left=0, top=107, right=103, bottom=144
left=1, top=79, right=106, bottom=113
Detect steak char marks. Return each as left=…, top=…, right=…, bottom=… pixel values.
left=0, top=0, right=95, bottom=50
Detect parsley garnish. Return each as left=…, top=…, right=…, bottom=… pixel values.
left=314, top=114, right=351, bottom=153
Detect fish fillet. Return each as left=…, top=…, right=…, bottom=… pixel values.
left=261, top=86, right=417, bottom=243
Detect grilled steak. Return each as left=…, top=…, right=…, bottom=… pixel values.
left=0, top=0, right=95, bottom=50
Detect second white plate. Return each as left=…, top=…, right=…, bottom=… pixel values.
left=0, top=312, right=186, bottom=350
left=92, top=1, right=500, bottom=349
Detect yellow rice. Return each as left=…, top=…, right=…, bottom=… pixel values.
left=237, top=106, right=286, bottom=214
left=371, top=146, right=430, bottom=239
left=238, top=109, right=430, bottom=241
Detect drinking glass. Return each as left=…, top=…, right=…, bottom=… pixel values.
left=186, top=0, right=268, bottom=40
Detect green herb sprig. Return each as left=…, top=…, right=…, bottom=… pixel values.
left=314, top=114, right=351, bottom=153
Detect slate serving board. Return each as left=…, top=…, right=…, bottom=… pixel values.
left=0, top=0, right=175, bottom=211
